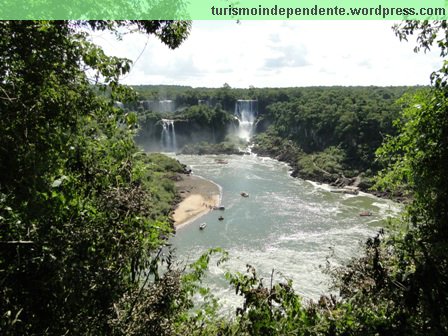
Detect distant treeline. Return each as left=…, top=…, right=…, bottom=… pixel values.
left=130, top=84, right=418, bottom=116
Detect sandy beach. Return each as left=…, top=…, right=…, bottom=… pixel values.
left=172, top=174, right=221, bottom=227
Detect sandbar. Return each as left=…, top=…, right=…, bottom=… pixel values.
left=172, top=174, right=221, bottom=227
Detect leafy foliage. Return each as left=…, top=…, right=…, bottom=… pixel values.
left=180, top=141, right=242, bottom=155
left=2, top=18, right=448, bottom=336
left=0, top=20, right=190, bottom=335
left=256, top=87, right=407, bottom=172
left=132, top=84, right=408, bottom=182
left=323, top=21, right=448, bottom=335
left=297, top=146, right=347, bottom=180
left=135, top=104, right=238, bottom=151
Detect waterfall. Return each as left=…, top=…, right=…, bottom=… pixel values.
left=141, top=100, right=175, bottom=113
left=235, top=100, right=258, bottom=141
left=159, top=100, right=175, bottom=113
left=160, top=119, right=178, bottom=152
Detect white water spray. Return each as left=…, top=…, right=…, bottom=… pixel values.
left=141, top=100, right=176, bottom=113
left=235, top=100, right=257, bottom=141
left=161, top=119, right=177, bottom=152
left=159, top=100, right=175, bottom=113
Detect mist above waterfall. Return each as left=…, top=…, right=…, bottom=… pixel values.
left=140, top=100, right=176, bottom=113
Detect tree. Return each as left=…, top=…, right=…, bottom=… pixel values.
left=329, top=21, right=448, bottom=335
left=0, top=20, right=190, bottom=334
left=214, top=82, right=236, bottom=111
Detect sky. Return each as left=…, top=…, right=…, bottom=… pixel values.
left=91, top=21, right=443, bottom=88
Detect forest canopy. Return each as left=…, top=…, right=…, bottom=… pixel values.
left=1, top=19, right=448, bottom=335
left=0, top=20, right=193, bottom=334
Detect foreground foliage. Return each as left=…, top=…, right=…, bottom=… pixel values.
left=2, top=19, right=448, bottom=336
left=0, top=20, right=190, bottom=334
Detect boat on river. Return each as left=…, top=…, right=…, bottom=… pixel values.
left=359, top=211, right=373, bottom=216
left=172, top=154, right=395, bottom=306
left=213, top=206, right=225, bottom=210
left=240, top=192, right=249, bottom=197
left=199, top=223, right=207, bottom=230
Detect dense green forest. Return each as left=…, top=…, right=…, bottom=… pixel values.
left=135, top=104, right=239, bottom=152
left=132, top=84, right=413, bottom=190
left=1, top=20, right=448, bottom=335
left=0, top=20, right=193, bottom=334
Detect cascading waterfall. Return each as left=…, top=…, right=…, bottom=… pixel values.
left=160, top=119, right=177, bottom=152
left=159, top=100, right=175, bottom=113
left=141, top=100, right=175, bottom=113
left=235, top=100, right=257, bottom=141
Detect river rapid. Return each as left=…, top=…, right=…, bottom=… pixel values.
left=169, top=153, right=401, bottom=309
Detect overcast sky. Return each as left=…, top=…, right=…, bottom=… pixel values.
left=92, top=21, right=442, bottom=88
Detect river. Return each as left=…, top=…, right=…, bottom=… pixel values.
left=169, top=153, right=401, bottom=308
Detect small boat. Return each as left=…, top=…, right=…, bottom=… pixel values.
left=199, top=223, right=207, bottom=230
left=218, top=216, right=224, bottom=221
left=215, top=159, right=228, bottom=164
left=240, top=192, right=249, bottom=197
left=213, top=206, right=225, bottom=210
left=359, top=211, right=372, bottom=217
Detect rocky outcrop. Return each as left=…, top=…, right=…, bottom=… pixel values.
left=252, top=139, right=408, bottom=202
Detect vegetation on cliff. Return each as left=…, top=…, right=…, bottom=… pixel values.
left=135, top=104, right=238, bottom=151
left=2, top=19, right=448, bottom=336
left=132, top=83, right=412, bottom=188
left=180, top=141, right=243, bottom=155
left=0, top=20, right=190, bottom=334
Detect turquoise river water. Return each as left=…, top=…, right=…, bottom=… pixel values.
left=169, top=153, right=401, bottom=309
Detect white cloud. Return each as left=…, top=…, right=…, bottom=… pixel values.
left=91, top=21, right=442, bottom=88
